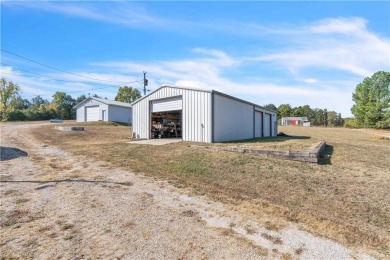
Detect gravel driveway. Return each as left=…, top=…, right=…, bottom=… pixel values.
left=0, top=123, right=375, bottom=259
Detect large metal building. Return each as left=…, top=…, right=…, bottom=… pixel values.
left=132, top=85, right=277, bottom=143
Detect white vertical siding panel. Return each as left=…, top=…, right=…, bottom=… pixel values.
left=213, top=94, right=254, bottom=142
left=132, top=86, right=212, bottom=142
left=76, top=107, right=85, bottom=122
left=108, top=106, right=132, bottom=124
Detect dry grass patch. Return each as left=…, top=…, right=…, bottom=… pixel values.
left=264, top=220, right=287, bottom=231
left=32, top=124, right=390, bottom=255
left=181, top=209, right=197, bottom=218
left=122, top=221, right=136, bottom=229
left=3, top=189, right=17, bottom=196
left=261, top=233, right=283, bottom=245
left=280, top=252, right=293, bottom=260
left=244, top=225, right=257, bottom=235
left=217, top=227, right=269, bottom=256
left=15, top=198, right=30, bottom=204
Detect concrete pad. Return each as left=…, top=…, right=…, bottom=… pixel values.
left=127, top=138, right=182, bottom=146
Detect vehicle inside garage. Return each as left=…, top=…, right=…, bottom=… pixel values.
left=151, top=110, right=182, bottom=139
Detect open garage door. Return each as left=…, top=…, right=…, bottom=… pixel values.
left=150, top=96, right=182, bottom=139
left=86, top=106, right=99, bottom=122
left=151, top=96, right=182, bottom=113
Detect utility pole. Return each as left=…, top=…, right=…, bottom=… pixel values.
left=143, top=71, right=148, bottom=95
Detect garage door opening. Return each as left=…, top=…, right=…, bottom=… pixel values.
left=151, top=110, right=182, bottom=139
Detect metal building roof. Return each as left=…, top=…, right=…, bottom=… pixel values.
left=131, top=85, right=277, bottom=114
left=74, top=97, right=132, bottom=109
left=281, top=117, right=309, bottom=121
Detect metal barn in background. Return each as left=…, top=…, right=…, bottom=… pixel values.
left=74, top=97, right=132, bottom=124
left=281, top=117, right=310, bottom=127
left=131, top=85, right=278, bottom=143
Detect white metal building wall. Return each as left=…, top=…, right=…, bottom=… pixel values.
left=132, top=86, right=212, bottom=142
left=213, top=94, right=254, bottom=142
left=76, top=106, right=85, bottom=122
left=76, top=99, right=108, bottom=122
left=108, top=106, right=132, bottom=124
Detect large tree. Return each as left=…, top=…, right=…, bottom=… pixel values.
left=277, top=104, right=292, bottom=118
left=52, top=91, right=76, bottom=119
left=75, top=94, right=87, bottom=104
left=351, top=71, right=390, bottom=128
left=115, top=86, right=141, bottom=103
left=263, top=103, right=277, bottom=112
left=0, top=78, right=21, bottom=120
left=31, top=95, right=49, bottom=109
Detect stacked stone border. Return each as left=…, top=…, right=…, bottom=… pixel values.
left=194, top=140, right=327, bottom=163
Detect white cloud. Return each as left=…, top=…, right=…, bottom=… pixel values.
left=2, top=11, right=387, bottom=117
left=92, top=48, right=356, bottom=116
left=0, top=66, right=141, bottom=99
left=307, top=17, right=367, bottom=35
left=3, top=2, right=173, bottom=29
left=302, top=78, right=318, bottom=84
left=250, top=17, right=390, bottom=78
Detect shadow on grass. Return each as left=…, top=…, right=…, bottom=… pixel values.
left=0, top=179, right=133, bottom=188
left=318, top=144, right=334, bottom=165
left=224, top=135, right=311, bottom=144
left=0, top=146, right=28, bottom=161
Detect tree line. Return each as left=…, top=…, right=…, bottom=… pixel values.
left=1, top=71, right=388, bottom=128
left=0, top=78, right=141, bottom=122
left=263, top=71, right=389, bottom=128
left=263, top=103, right=345, bottom=127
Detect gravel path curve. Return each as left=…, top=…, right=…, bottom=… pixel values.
left=0, top=123, right=375, bottom=259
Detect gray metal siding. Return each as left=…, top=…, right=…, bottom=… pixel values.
left=263, top=113, right=271, bottom=137
left=108, top=106, right=132, bottom=124
left=76, top=107, right=85, bottom=122
left=254, top=111, right=263, bottom=138
left=254, top=106, right=277, bottom=137
left=213, top=94, right=254, bottom=142
left=132, top=87, right=212, bottom=142
left=273, top=116, right=278, bottom=136
left=76, top=99, right=108, bottom=122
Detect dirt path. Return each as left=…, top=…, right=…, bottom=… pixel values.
left=0, top=123, right=375, bottom=259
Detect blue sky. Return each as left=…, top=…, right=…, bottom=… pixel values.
left=1, top=1, right=389, bottom=117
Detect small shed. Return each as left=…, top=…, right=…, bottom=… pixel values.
left=281, top=117, right=310, bottom=126
left=131, top=85, right=278, bottom=143
left=74, top=97, right=132, bottom=124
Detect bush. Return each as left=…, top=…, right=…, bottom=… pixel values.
left=7, top=110, right=27, bottom=121
left=344, top=118, right=360, bottom=128
left=376, top=120, right=390, bottom=129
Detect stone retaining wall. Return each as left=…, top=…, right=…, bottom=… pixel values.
left=194, top=140, right=327, bottom=163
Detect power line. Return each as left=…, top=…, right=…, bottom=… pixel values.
left=0, top=71, right=140, bottom=87
left=23, top=83, right=121, bottom=98
left=0, top=72, right=146, bottom=98
left=1, top=49, right=137, bottom=84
